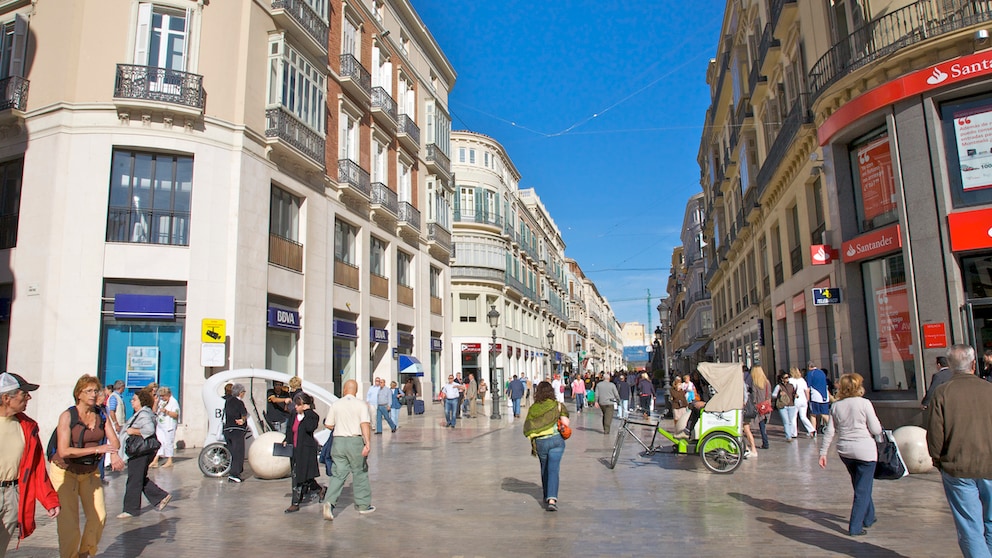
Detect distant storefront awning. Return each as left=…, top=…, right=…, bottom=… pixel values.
left=684, top=339, right=709, bottom=355
left=399, top=355, right=424, bottom=376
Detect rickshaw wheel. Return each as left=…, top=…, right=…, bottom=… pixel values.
left=608, top=430, right=626, bottom=469
left=199, top=442, right=233, bottom=477
left=699, top=432, right=742, bottom=474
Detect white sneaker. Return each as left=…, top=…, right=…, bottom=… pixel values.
left=322, top=503, right=334, bottom=521
left=358, top=505, right=376, bottom=515
left=116, top=512, right=133, bottom=519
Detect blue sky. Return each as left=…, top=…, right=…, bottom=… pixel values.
left=415, top=1, right=726, bottom=330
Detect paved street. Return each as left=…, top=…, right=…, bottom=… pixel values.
left=11, top=402, right=957, bottom=557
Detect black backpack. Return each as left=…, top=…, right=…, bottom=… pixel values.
left=46, top=406, right=106, bottom=465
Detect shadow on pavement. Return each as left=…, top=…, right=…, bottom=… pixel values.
left=501, top=476, right=542, bottom=504
left=105, top=517, right=179, bottom=557
left=729, top=492, right=847, bottom=533
left=756, top=517, right=910, bottom=557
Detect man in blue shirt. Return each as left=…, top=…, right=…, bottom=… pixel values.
left=806, top=363, right=830, bottom=434
left=508, top=375, right=526, bottom=418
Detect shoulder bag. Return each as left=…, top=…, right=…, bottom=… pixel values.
left=124, top=409, right=162, bottom=458
left=874, top=430, right=908, bottom=480
left=557, top=403, right=572, bottom=440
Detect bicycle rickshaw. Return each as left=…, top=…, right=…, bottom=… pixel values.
left=198, top=369, right=338, bottom=477
left=609, top=362, right=744, bottom=473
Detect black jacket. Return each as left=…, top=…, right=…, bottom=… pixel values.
left=286, top=409, right=320, bottom=483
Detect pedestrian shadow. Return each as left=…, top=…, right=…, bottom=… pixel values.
left=104, top=517, right=179, bottom=557
left=501, top=476, right=543, bottom=504
left=729, top=492, right=846, bottom=532
left=756, top=517, right=910, bottom=557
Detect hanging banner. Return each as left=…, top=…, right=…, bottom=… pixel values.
left=875, top=284, right=912, bottom=363
left=953, top=105, right=992, bottom=191
left=856, top=135, right=897, bottom=221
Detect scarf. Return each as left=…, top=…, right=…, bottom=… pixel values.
left=523, top=399, right=563, bottom=456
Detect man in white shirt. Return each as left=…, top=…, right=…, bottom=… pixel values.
left=439, top=376, right=464, bottom=428
left=322, top=379, right=374, bottom=520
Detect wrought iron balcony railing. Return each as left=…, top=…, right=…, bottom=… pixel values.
left=427, top=222, right=451, bottom=251
left=106, top=207, right=190, bottom=246
left=265, top=107, right=325, bottom=165
left=371, top=86, right=397, bottom=123
left=370, top=182, right=398, bottom=215
left=425, top=143, right=450, bottom=175
left=339, top=54, right=371, bottom=96
left=398, top=201, right=421, bottom=231
left=338, top=159, right=370, bottom=197
left=0, top=76, right=27, bottom=111
left=271, top=0, right=328, bottom=48
left=114, top=64, right=204, bottom=109
left=397, top=114, right=420, bottom=146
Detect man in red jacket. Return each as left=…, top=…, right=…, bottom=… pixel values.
left=0, top=372, right=60, bottom=557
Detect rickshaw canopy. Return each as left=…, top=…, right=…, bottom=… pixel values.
left=696, top=362, right=744, bottom=413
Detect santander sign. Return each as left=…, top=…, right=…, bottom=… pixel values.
left=841, top=223, right=902, bottom=263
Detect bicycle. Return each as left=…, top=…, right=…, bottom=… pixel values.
left=608, top=416, right=667, bottom=469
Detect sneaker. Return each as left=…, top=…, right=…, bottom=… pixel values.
left=228, top=476, right=242, bottom=483
left=674, top=429, right=690, bottom=439
left=322, top=503, right=334, bottom=521
left=156, top=494, right=172, bottom=511
left=786, top=437, right=794, bottom=443
left=546, top=500, right=558, bottom=512
left=358, top=505, right=376, bottom=515
left=116, top=512, right=133, bottom=519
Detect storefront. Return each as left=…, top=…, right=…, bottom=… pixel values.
left=265, top=304, right=299, bottom=376
left=332, top=318, right=358, bottom=398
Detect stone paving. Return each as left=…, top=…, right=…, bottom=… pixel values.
left=9, top=400, right=959, bottom=557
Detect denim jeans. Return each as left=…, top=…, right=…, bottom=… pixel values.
left=758, top=416, right=769, bottom=447
left=443, top=398, right=458, bottom=427
left=575, top=394, right=584, bottom=413
left=941, top=472, right=992, bottom=558
left=840, top=456, right=876, bottom=535
left=512, top=397, right=522, bottom=417
left=534, top=433, right=566, bottom=502
left=778, top=406, right=798, bottom=439
left=376, top=405, right=396, bottom=432
left=619, top=398, right=630, bottom=419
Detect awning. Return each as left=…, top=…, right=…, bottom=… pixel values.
left=398, top=355, right=424, bottom=376
left=683, top=339, right=709, bottom=355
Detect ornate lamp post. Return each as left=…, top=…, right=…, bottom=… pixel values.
left=546, top=330, right=555, bottom=380
left=657, top=301, right=672, bottom=418
left=488, top=304, right=501, bottom=420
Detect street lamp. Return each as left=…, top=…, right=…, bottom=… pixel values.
left=657, top=301, right=672, bottom=418
left=487, top=304, right=501, bottom=420
left=546, top=330, right=555, bottom=380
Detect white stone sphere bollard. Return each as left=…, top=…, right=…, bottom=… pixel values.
left=893, top=425, right=933, bottom=474
left=247, top=430, right=292, bottom=479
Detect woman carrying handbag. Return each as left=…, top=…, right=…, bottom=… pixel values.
left=118, top=386, right=170, bottom=519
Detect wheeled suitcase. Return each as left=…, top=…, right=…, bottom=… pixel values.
left=414, top=399, right=425, bottom=415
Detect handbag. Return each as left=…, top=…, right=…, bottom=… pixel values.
left=874, top=430, right=908, bottom=480
left=743, top=398, right=758, bottom=421
left=273, top=443, right=294, bottom=458
left=756, top=400, right=773, bottom=416
left=125, top=433, right=162, bottom=458
left=557, top=403, right=572, bottom=440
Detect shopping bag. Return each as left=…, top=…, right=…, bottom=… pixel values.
left=874, top=430, right=908, bottom=480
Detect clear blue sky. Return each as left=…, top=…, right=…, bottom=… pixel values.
left=416, top=1, right=726, bottom=330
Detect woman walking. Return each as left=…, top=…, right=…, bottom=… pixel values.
left=818, top=373, right=883, bottom=536
left=670, top=376, right=689, bottom=424
left=150, top=386, right=179, bottom=468
left=751, top=366, right=772, bottom=449
left=571, top=375, right=586, bottom=414
left=224, top=383, right=249, bottom=483
left=791, top=367, right=816, bottom=438
left=51, top=375, right=124, bottom=558
left=772, top=371, right=798, bottom=442
left=523, top=381, right=569, bottom=512
left=284, top=392, right=324, bottom=513
left=118, top=386, right=171, bottom=519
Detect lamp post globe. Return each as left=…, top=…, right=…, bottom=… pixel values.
left=487, top=305, right=501, bottom=419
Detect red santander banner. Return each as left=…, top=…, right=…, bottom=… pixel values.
left=842, top=223, right=902, bottom=263
left=948, top=207, right=992, bottom=251
left=856, top=135, right=897, bottom=221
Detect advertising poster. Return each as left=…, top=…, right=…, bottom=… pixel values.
left=875, top=284, right=912, bottom=364
left=953, top=105, right=992, bottom=191
left=126, top=346, right=159, bottom=388
left=856, top=135, right=897, bottom=221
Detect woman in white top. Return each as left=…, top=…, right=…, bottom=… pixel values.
left=790, top=367, right=816, bottom=438
left=150, top=387, right=180, bottom=468
left=817, top=373, right=883, bottom=537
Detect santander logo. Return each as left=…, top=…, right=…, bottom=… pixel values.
left=846, top=245, right=857, bottom=257
left=812, top=246, right=829, bottom=262
left=927, top=67, right=948, bottom=85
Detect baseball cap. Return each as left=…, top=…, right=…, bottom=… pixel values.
left=0, top=372, right=39, bottom=395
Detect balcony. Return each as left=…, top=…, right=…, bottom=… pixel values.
left=339, top=54, right=371, bottom=100
left=809, top=0, right=992, bottom=102
left=770, top=0, right=798, bottom=36
left=370, top=182, right=398, bottom=220
left=427, top=221, right=451, bottom=253
left=397, top=201, right=421, bottom=233
left=113, top=64, right=204, bottom=117
left=425, top=144, right=450, bottom=178
left=430, top=296, right=443, bottom=315
left=371, top=86, right=397, bottom=128
left=265, top=107, right=325, bottom=169
left=269, top=233, right=303, bottom=272
left=748, top=61, right=766, bottom=97
left=0, top=76, right=27, bottom=113
left=396, top=114, right=420, bottom=152
left=397, top=284, right=414, bottom=307
left=334, top=258, right=359, bottom=289
left=451, top=266, right=504, bottom=283
left=337, top=159, right=370, bottom=199
left=758, top=23, right=780, bottom=76
left=370, top=273, right=388, bottom=298
left=271, top=0, right=328, bottom=61
left=107, top=207, right=190, bottom=246
left=754, top=93, right=811, bottom=199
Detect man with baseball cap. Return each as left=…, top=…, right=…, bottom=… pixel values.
left=0, top=372, right=60, bottom=556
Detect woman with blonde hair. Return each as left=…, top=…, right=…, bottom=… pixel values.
left=750, top=366, right=772, bottom=449
left=790, top=367, right=816, bottom=438
left=818, top=373, right=883, bottom=536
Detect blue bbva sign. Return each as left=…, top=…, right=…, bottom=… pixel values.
left=371, top=327, right=389, bottom=343
left=267, top=307, right=300, bottom=330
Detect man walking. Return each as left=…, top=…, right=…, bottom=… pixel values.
left=926, top=344, right=992, bottom=558
left=373, top=378, right=397, bottom=434
left=921, top=355, right=952, bottom=409
left=0, top=372, right=60, bottom=557
left=439, top=375, right=463, bottom=428
left=806, top=363, right=830, bottom=433
left=594, top=373, right=620, bottom=435
left=106, top=380, right=126, bottom=433
left=508, top=375, right=525, bottom=418
left=464, top=373, right=478, bottom=419
left=322, top=379, right=375, bottom=520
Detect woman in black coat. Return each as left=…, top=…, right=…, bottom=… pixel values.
left=283, top=392, right=324, bottom=513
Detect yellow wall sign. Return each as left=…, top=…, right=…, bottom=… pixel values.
left=201, top=319, right=226, bottom=343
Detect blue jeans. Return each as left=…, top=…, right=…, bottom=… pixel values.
left=941, top=472, right=992, bottom=558
left=840, top=456, right=876, bottom=535
left=758, top=416, right=769, bottom=447
left=778, top=406, right=797, bottom=439
left=619, top=399, right=630, bottom=418
left=376, top=405, right=396, bottom=433
left=534, top=434, right=565, bottom=502
left=443, top=398, right=458, bottom=427
left=512, top=397, right=521, bottom=417
left=575, top=394, right=584, bottom=413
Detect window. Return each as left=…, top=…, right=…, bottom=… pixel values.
left=788, top=204, right=803, bottom=274
left=342, top=16, right=358, bottom=57
left=469, top=149, right=476, bottom=164
left=458, top=186, right=475, bottom=218
left=459, top=294, right=477, bottom=322
left=370, top=237, right=386, bottom=277
left=134, top=4, right=189, bottom=71
left=862, top=253, right=913, bottom=391
left=0, top=14, right=27, bottom=79
left=107, top=150, right=192, bottom=246
left=940, top=93, right=992, bottom=208
left=270, top=186, right=301, bottom=242
left=334, top=219, right=357, bottom=264
left=398, top=75, right=414, bottom=117
left=849, top=128, right=897, bottom=231
left=372, top=139, right=387, bottom=183
left=398, top=161, right=411, bottom=203
left=430, top=266, right=441, bottom=297
left=458, top=147, right=465, bottom=163
left=340, top=110, right=359, bottom=160
left=268, top=38, right=326, bottom=133
left=809, top=177, right=825, bottom=243
left=397, top=251, right=411, bottom=287
left=0, top=158, right=21, bottom=249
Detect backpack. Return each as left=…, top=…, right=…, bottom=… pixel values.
left=47, top=406, right=107, bottom=464
left=775, top=383, right=796, bottom=409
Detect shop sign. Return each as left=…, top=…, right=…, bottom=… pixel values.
left=267, top=307, right=300, bottom=330
left=201, top=318, right=226, bottom=343
left=923, top=323, right=948, bottom=349
left=810, top=245, right=837, bottom=265
left=461, top=343, right=481, bottom=353
left=856, top=135, right=898, bottom=221
left=370, top=327, right=388, bottom=343
left=431, top=338, right=443, bottom=352
left=812, top=288, right=842, bottom=306
left=842, top=224, right=902, bottom=263
left=948, top=207, right=992, bottom=251
left=333, top=320, right=357, bottom=339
